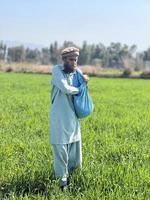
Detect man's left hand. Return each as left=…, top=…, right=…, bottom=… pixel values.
left=83, top=74, right=89, bottom=82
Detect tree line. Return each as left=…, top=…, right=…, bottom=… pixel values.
left=0, top=40, right=150, bottom=69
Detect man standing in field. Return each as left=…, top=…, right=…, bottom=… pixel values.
left=50, top=47, right=89, bottom=191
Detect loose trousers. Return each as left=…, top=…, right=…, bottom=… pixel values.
left=52, top=141, right=82, bottom=179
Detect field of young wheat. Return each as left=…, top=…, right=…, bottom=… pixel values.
left=0, top=72, right=149, bottom=200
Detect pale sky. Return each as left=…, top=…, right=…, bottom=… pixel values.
left=0, top=0, right=150, bottom=51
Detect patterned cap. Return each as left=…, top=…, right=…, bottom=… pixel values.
left=61, top=47, right=79, bottom=58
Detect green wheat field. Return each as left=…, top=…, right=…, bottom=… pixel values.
left=0, top=72, right=149, bottom=200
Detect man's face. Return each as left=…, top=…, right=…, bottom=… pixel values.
left=63, top=56, right=78, bottom=72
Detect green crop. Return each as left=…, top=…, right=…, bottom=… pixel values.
left=0, top=72, right=149, bottom=200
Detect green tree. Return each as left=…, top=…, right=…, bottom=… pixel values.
left=0, top=42, right=7, bottom=61
left=41, top=48, right=50, bottom=64
left=25, top=48, right=41, bottom=63
left=49, top=41, right=60, bottom=64
left=143, top=47, right=150, bottom=61
left=78, top=41, right=91, bottom=65
left=7, top=46, right=25, bottom=62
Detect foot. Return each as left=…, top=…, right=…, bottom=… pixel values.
left=60, top=179, right=68, bottom=192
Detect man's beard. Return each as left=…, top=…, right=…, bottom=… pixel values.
left=64, top=63, right=76, bottom=73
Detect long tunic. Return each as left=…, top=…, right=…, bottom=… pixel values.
left=50, top=64, right=82, bottom=144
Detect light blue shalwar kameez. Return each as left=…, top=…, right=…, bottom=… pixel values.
left=50, top=64, right=83, bottom=179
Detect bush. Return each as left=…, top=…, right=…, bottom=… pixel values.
left=121, top=68, right=132, bottom=77
left=140, top=71, right=150, bottom=79
left=4, top=66, right=13, bottom=72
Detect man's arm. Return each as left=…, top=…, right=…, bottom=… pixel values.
left=51, top=66, right=80, bottom=95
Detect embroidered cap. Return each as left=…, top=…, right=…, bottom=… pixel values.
left=61, top=47, right=79, bottom=58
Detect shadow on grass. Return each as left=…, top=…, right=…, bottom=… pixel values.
left=0, top=170, right=55, bottom=199
left=0, top=168, right=88, bottom=199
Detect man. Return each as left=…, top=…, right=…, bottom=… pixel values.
left=50, top=47, right=89, bottom=191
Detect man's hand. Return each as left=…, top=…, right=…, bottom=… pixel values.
left=83, top=74, right=89, bottom=82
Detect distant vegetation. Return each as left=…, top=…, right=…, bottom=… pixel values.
left=1, top=40, right=150, bottom=78
left=0, top=40, right=150, bottom=69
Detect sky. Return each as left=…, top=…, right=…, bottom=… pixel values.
left=0, top=0, right=150, bottom=51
